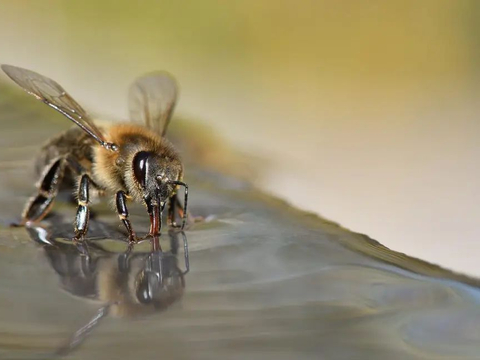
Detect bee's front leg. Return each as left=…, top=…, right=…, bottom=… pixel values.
left=168, top=190, right=201, bottom=229
left=167, top=194, right=180, bottom=228
left=115, top=191, right=137, bottom=243
left=73, top=174, right=93, bottom=242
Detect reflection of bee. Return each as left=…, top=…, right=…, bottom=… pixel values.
left=40, top=233, right=188, bottom=316
left=27, top=226, right=189, bottom=356
left=2, top=65, right=189, bottom=242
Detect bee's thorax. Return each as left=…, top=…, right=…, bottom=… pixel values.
left=92, top=123, right=183, bottom=203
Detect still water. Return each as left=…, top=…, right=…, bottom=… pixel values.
left=1, top=83, right=480, bottom=359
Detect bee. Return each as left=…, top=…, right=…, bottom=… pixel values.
left=2, top=65, right=189, bottom=243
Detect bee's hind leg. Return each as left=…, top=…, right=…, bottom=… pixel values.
left=16, top=157, right=66, bottom=226
left=73, top=174, right=94, bottom=242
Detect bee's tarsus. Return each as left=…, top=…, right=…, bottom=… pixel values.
left=9, top=219, right=26, bottom=228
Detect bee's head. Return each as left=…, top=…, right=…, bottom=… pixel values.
left=132, top=151, right=186, bottom=234
left=135, top=254, right=185, bottom=310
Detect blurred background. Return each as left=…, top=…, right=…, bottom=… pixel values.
left=1, top=0, right=479, bottom=275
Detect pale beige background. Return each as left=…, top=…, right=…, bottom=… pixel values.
left=1, top=1, right=480, bottom=275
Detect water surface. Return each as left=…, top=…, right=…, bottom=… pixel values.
left=1, top=83, right=480, bottom=359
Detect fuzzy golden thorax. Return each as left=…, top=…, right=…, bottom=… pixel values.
left=93, top=124, right=183, bottom=205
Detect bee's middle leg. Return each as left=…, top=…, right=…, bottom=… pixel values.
left=73, top=174, right=94, bottom=241
left=115, top=191, right=137, bottom=243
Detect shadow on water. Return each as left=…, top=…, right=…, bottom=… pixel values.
left=23, top=225, right=189, bottom=359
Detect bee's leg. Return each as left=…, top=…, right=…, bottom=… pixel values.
left=73, top=174, right=93, bottom=241
left=19, top=157, right=66, bottom=225
left=115, top=191, right=137, bottom=243
left=169, top=192, right=200, bottom=229
left=167, top=194, right=180, bottom=228
left=147, top=203, right=162, bottom=237
left=65, top=156, right=103, bottom=219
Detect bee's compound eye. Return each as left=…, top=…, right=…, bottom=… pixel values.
left=136, top=284, right=152, bottom=304
left=132, top=151, right=151, bottom=188
left=136, top=273, right=152, bottom=304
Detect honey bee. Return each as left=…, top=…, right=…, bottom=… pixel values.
left=2, top=65, right=189, bottom=242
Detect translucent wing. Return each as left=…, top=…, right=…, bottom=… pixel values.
left=1, top=65, right=115, bottom=150
left=128, top=72, right=178, bottom=136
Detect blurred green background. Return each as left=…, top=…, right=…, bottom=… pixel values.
left=1, top=1, right=480, bottom=274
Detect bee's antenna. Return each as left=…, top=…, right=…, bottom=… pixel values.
left=167, top=180, right=188, bottom=230
left=54, top=305, right=110, bottom=357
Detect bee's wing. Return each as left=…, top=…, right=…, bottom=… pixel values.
left=1, top=65, right=111, bottom=149
left=128, top=72, right=178, bottom=136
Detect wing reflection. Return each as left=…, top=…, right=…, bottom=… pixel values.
left=26, top=227, right=189, bottom=357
